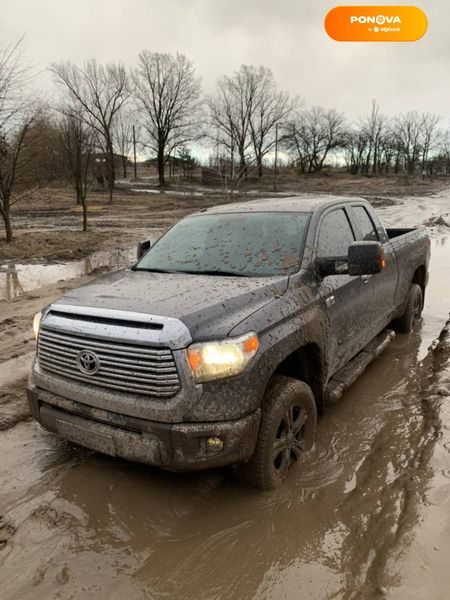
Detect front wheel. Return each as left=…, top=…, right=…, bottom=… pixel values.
left=235, top=375, right=317, bottom=490
left=394, top=283, right=423, bottom=334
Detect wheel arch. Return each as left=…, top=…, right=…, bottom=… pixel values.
left=412, top=265, right=426, bottom=308
left=272, top=343, right=324, bottom=414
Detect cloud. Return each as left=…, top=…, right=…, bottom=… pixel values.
left=3, top=0, right=449, bottom=121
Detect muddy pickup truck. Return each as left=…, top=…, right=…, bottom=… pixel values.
left=28, top=196, right=430, bottom=489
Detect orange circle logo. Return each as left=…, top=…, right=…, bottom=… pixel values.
left=325, top=6, right=428, bottom=42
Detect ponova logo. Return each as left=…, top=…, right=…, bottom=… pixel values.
left=325, top=6, right=428, bottom=42
left=349, top=15, right=402, bottom=25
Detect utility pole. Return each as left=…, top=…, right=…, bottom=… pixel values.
left=133, top=125, right=137, bottom=180
left=273, top=123, right=279, bottom=193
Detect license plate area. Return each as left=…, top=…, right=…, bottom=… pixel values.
left=57, top=418, right=116, bottom=456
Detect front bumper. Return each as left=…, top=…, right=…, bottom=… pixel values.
left=27, top=383, right=260, bottom=471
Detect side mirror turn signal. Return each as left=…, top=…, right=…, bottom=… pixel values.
left=348, top=241, right=385, bottom=276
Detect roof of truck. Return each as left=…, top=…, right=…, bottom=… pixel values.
left=192, top=195, right=367, bottom=216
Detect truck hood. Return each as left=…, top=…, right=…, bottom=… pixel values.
left=56, top=269, right=289, bottom=340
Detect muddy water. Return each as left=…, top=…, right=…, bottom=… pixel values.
left=0, top=246, right=136, bottom=302
left=0, top=194, right=450, bottom=600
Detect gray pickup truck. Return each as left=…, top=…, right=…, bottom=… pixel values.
left=28, top=196, right=430, bottom=489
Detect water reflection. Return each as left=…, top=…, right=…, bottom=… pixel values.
left=0, top=264, right=25, bottom=302
left=0, top=247, right=136, bottom=302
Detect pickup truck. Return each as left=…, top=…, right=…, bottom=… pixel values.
left=28, top=196, right=430, bottom=489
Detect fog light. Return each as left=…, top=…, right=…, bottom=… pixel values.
left=207, top=436, right=224, bottom=451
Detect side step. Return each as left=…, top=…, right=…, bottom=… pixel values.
left=325, top=329, right=396, bottom=404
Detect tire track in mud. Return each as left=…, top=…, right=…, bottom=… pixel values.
left=0, top=517, right=16, bottom=552
left=341, top=316, right=450, bottom=599
left=0, top=384, right=31, bottom=431
left=0, top=316, right=34, bottom=361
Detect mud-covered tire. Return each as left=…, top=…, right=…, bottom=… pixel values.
left=394, top=283, right=423, bottom=334
left=235, top=375, right=317, bottom=490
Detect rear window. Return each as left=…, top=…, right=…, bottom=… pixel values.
left=353, top=206, right=379, bottom=241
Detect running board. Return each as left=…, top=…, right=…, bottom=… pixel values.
left=325, top=329, right=396, bottom=404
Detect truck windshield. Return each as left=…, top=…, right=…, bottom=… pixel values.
left=135, top=212, right=311, bottom=277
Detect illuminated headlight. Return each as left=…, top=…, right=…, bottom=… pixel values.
left=187, top=332, right=260, bottom=383
left=33, top=311, right=42, bottom=340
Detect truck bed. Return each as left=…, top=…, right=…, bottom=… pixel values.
left=385, top=226, right=429, bottom=308
left=386, top=227, right=417, bottom=239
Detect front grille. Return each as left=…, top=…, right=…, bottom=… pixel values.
left=37, top=328, right=181, bottom=397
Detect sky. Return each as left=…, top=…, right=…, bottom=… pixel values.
left=2, top=0, right=449, bottom=125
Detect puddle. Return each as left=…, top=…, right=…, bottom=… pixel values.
left=418, top=236, right=450, bottom=358
left=132, top=188, right=206, bottom=196
left=0, top=246, right=136, bottom=302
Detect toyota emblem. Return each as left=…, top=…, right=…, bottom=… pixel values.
left=76, top=350, right=100, bottom=375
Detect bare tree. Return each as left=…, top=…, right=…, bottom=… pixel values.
left=133, top=51, right=202, bottom=186
left=392, top=111, right=424, bottom=174
left=434, top=128, right=450, bottom=175
left=360, top=100, right=387, bottom=174
left=284, top=107, right=347, bottom=173
left=343, top=128, right=369, bottom=175
left=50, top=59, right=131, bottom=202
left=246, top=66, right=298, bottom=177
left=420, top=112, right=441, bottom=173
left=113, top=107, right=135, bottom=178
left=208, top=65, right=296, bottom=178
left=207, top=66, right=256, bottom=179
left=58, top=109, right=93, bottom=231
left=342, top=101, right=392, bottom=176
left=0, top=37, right=41, bottom=242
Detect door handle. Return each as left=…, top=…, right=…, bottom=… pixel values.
left=325, top=295, right=335, bottom=308
left=361, top=276, right=371, bottom=285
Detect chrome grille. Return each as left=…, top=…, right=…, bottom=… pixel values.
left=37, top=328, right=181, bottom=397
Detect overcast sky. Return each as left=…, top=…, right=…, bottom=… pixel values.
left=3, top=0, right=449, bottom=124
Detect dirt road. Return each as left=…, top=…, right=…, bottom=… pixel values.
left=0, top=190, right=449, bottom=599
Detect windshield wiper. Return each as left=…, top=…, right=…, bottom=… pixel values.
left=133, top=266, right=251, bottom=277
left=178, top=269, right=251, bottom=277
left=133, top=267, right=185, bottom=274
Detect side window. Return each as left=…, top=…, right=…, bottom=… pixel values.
left=317, top=209, right=355, bottom=258
left=353, top=206, right=379, bottom=241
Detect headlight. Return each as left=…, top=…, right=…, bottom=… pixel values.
left=187, top=332, right=259, bottom=383
left=33, top=311, right=42, bottom=340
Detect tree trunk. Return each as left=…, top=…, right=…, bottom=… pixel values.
left=372, top=149, right=378, bottom=175
left=394, top=153, right=400, bottom=174
left=106, top=140, right=115, bottom=203
left=257, top=157, right=263, bottom=178
left=2, top=209, right=13, bottom=243
left=6, top=217, right=13, bottom=242
left=82, top=202, right=88, bottom=232
left=238, top=153, right=247, bottom=179
left=157, top=147, right=166, bottom=186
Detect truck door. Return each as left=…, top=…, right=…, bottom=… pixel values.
left=349, top=204, right=398, bottom=336
left=315, top=207, right=374, bottom=375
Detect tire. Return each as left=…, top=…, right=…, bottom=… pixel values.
left=235, top=375, right=317, bottom=490
left=394, top=283, right=423, bottom=334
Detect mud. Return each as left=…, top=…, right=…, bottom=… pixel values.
left=0, top=189, right=450, bottom=599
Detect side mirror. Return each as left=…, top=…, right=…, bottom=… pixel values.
left=348, top=241, right=385, bottom=276
left=316, top=258, right=348, bottom=277
left=137, top=239, right=151, bottom=260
